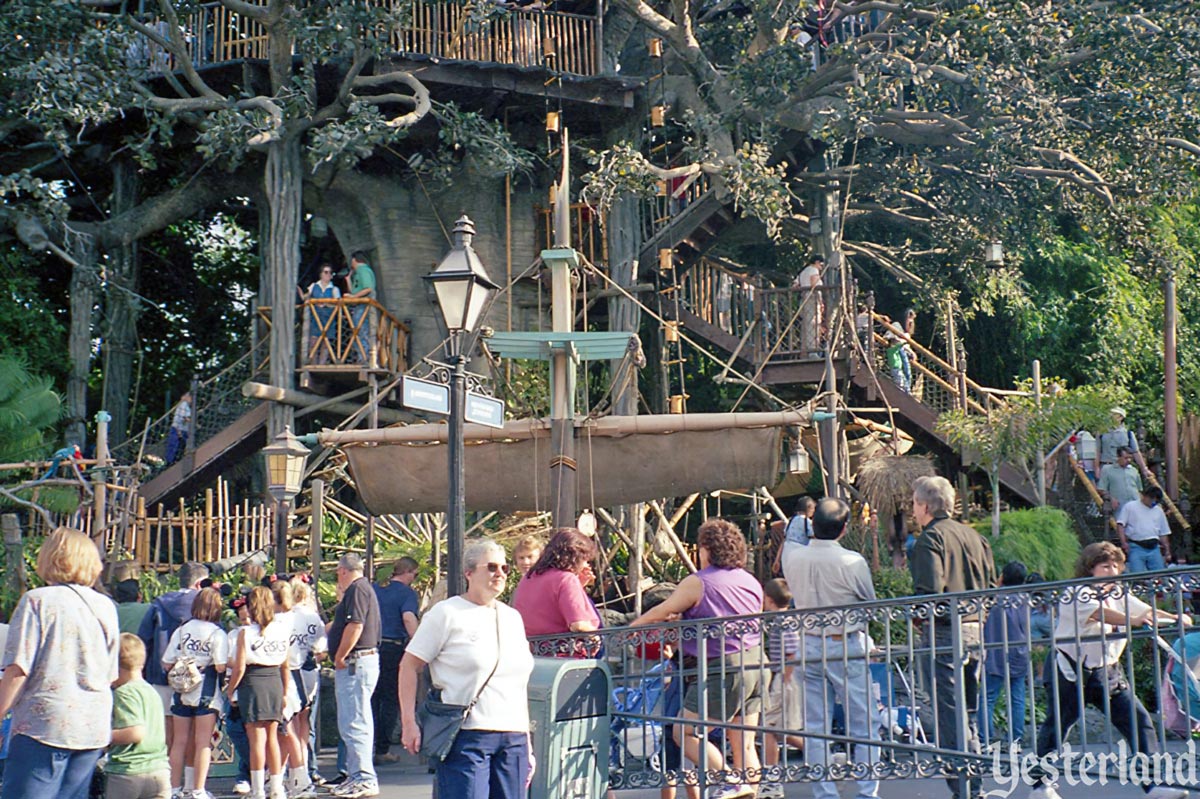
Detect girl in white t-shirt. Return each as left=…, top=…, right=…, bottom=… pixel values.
left=1030, top=543, right=1192, bottom=799
left=162, top=587, right=228, bottom=799
left=226, top=586, right=290, bottom=799
left=286, top=577, right=327, bottom=795
left=270, top=579, right=319, bottom=798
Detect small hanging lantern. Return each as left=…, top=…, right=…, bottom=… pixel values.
left=549, top=184, right=558, bottom=206
left=664, top=320, right=680, bottom=342
left=985, top=240, right=1005, bottom=267
left=546, top=111, right=561, bottom=133
left=668, top=394, right=688, bottom=414
left=542, top=36, right=557, bottom=60
left=808, top=216, right=822, bottom=236
left=786, top=442, right=810, bottom=475
left=577, top=510, right=597, bottom=537
left=658, top=248, right=673, bottom=271
left=655, top=179, right=668, bottom=197
left=648, top=38, right=663, bottom=58
left=650, top=105, right=666, bottom=127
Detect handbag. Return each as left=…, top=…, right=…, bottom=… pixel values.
left=417, top=607, right=501, bottom=761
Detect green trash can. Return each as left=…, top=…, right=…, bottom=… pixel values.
left=528, top=657, right=611, bottom=799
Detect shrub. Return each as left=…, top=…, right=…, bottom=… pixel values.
left=974, top=507, right=1080, bottom=581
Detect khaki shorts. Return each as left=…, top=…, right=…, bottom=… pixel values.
left=763, top=670, right=802, bottom=731
left=105, top=769, right=171, bottom=799
left=682, top=645, right=766, bottom=721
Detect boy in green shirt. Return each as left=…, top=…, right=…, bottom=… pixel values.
left=108, top=633, right=170, bottom=799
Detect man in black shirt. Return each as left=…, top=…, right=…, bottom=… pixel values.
left=910, top=475, right=996, bottom=799
left=327, top=553, right=382, bottom=798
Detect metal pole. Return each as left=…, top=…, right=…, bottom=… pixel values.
left=447, top=331, right=467, bottom=597
left=275, top=498, right=289, bottom=571
left=310, top=478, right=324, bottom=580
left=1033, top=359, right=1046, bottom=505
left=365, top=515, right=376, bottom=581
left=1164, top=273, right=1179, bottom=501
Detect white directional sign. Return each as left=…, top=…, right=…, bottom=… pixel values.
left=465, top=392, right=506, bottom=428
left=402, top=376, right=450, bottom=415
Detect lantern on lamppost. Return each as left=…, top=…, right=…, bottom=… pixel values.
left=263, top=425, right=309, bottom=570
left=423, top=215, right=499, bottom=596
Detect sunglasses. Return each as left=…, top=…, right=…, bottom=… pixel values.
left=484, top=562, right=510, bottom=576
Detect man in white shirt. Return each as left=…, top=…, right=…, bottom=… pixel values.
left=792, top=255, right=824, bottom=356
left=1116, top=486, right=1171, bottom=572
left=782, top=497, right=879, bottom=799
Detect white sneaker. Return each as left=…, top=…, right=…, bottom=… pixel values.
left=192, top=791, right=214, bottom=799
left=705, top=785, right=756, bottom=799
left=335, top=781, right=380, bottom=799
left=1029, top=784, right=1063, bottom=799
left=233, top=782, right=251, bottom=796
left=1146, top=788, right=1188, bottom=799
left=759, top=783, right=785, bottom=799
left=287, top=781, right=318, bottom=799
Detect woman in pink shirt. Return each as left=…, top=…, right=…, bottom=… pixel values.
left=512, top=528, right=601, bottom=655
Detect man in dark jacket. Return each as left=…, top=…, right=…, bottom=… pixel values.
left=137, top=560, right=208, bottom=748
left=910, top=475, right=996, bottom=799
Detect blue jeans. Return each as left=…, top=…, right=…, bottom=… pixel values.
left=334, top=653, right=379, bottom=784
left=1126, top=543, right=1165, bottom=573
left=227, top=709, right=251, bottom=782
left=0, top=734, right=102, bottom=799
left=803, top=633, right=879, bottom=799
left=437, top=730, right=529, bottom=799
left=981, top=671, right=1027, bottom=744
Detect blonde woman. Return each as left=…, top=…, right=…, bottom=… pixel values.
left=286, top=577, right=326, bottom=797
left=226, top=586, right=290, bottom=799
left=0, top=527, right=119, bottom=799
left=162, top=587, right=228, bottom=799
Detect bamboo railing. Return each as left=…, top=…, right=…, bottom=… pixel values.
left=296, top=297, right=410, bottom=372
left=134, top=1, right=600, bottom=78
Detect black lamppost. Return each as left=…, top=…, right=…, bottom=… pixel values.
left=263, top=425, right=310, bottom=571
left=424, top=215, right=498, bottom=596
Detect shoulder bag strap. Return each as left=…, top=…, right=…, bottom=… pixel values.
left=64, top=584, right=114, bottom=651
left=465, top=607, right=503, bottom=715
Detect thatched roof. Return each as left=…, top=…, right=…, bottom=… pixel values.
left=857, top=455, right=936, bottom=518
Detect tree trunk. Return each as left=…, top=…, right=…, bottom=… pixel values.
left=264, top=136, right=303, bottom=439
left=67, top=236, right=98, bottom=448
left=102, top=158, right=142, bottom=441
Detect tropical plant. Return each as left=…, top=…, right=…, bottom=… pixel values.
left=975, top=507, right=1081, bottom=582
left=938, top=381, right=1122, bottom=536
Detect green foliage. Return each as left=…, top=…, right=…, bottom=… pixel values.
left=872, top=566, right=914, bottom=600
left=973, top=507, right=1081, bottom=582
left=938, top=381, right=1123, bottom=533
left=0, top=356, right=62, bottom=463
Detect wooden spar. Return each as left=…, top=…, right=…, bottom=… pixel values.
left=317, top=409, right=814, bottom=446
left=241, top=381, right=408, bottom=422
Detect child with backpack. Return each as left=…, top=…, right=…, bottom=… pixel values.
left=162, top=587, right=228, bottom=799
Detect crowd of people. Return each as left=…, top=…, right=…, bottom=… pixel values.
left=0, top=471, right=1196, bottom=799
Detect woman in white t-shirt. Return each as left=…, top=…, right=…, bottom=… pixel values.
left=399, top=539, right=535, bottom=799
left=226, top=586, right=290, bottom=799
left=286, top=577, right=326, bottom=794
left=1029, top=542, right=1192, bottom=799
left=163, top=587, right=228, bottom=799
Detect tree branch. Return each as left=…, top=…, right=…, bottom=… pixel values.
left=350, top=72, right=432, bottom=129
left=153, top=0, right=221, bottom=99
left=1163, top=137, right=1200, bottom=158
left=218, top=0, right=269, bottom=22
left=1012, top=166, right=1115, bottom=209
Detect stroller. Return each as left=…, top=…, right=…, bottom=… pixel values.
left=610, top=660, right=670, bottom=770
left=1159, top=633, right=1200, bottom=738
left=830, top=662, right=927, bottom=761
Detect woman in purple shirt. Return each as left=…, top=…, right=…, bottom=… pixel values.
left=631, top=519, right=764, bottom=799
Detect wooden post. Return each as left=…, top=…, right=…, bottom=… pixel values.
left=136, top=497, right=149, bottom=567
left=2, top=514, right=25, bottom=600
left=205, top=488, right=215, bottom=562
left=310, top=479, right=324, bottom=581
left=93, top=410, right=111, bottom=548
left=366, top=515, right=376, bottom=580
